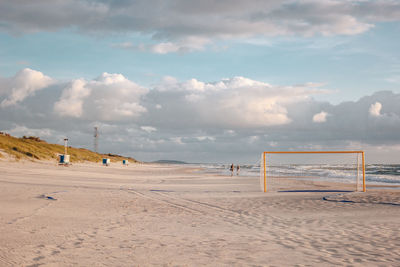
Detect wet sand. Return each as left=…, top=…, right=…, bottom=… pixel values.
left=0, top=160, right=399, bottom=266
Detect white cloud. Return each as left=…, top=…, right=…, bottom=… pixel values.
left=0, top=68, right=53, bottom=108
left=248, top=136, right=259, bottom=144
left=385, top=75, right=400, bottom=84
left=369, top=102, right=382, bottom=117
left=147, top=76, right=328, bottom=128
left=141, top=126, right=157, bottom=133
left=54, top=79, right=90, bottom=117
left=171, top=137, right=184, bottom=145
left=112, top=42, right=135, bottom=49
left=196, top=136, right=215, bottom=141
left=54, top=72, right=148, bottom=121
left=90, top=73, right=148, bottom=120
left=113, top=37, right=210, bottom=54
left=224, top=130, right=236, bottom=136
left=313, top=111, right=329, bottom=123
left=150, top=42, right=181, bottom=54
left=7, top=125, right=54, bottom=138
left=268, top=141, right=278, bottom=147
left=143, top=36, right=211, bottom=54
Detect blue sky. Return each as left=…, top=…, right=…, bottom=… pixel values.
left=1, top=1, right=400, bottom=163
left=1, top=21, right=399, bottom=103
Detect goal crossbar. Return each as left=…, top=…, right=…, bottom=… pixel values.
left=261, top=151, right=366, bottom=193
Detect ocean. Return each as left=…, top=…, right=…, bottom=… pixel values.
left=194, top=163, right=400, bottom=185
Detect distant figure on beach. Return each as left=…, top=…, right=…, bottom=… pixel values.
left=236, top=165, right=240, bottom=176
left=230, top=164, right=234, bottom=176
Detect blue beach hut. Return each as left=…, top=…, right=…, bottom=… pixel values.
left=102, top=158, right=110, bottom=166
left=58, top=154, right=70, bottom=165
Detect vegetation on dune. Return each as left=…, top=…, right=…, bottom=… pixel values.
left=0, top=132, right=138, bottom=163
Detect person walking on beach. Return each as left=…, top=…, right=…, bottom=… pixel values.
left=230, top=164, right=234, bottom=176
left=236, top=164, right=240, bottom=176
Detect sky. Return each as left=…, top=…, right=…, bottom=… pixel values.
left=1, top=0, right=400, bottom=163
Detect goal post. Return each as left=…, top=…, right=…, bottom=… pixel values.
left=260, top=151, right=366, bottom=193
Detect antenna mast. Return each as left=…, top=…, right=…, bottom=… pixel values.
left=94, top=127, right=99, bottom=153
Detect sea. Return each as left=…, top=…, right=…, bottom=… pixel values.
left=191, top=163, right=400, bottom=186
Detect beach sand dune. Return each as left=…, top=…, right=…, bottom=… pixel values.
left=0, top=161, right=399, bottom=266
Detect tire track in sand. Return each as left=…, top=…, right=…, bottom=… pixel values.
left=125, top=188, right=275, bottom=231
left=125, top=189, right=206, bottom=215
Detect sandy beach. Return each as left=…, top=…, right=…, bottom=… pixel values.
left=0, top=160, right=399, bottom=266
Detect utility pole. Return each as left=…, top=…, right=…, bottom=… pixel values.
left=64, top=138, right=68, bottom=155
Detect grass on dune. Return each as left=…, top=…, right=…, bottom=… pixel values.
left=0, top=134, right=138, bottom=163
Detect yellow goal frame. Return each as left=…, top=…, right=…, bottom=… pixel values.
left=262, top=151, right=366, bottom=193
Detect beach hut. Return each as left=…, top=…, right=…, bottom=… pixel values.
left=123, top=159, right=129, bottom=166
left=58, top=154, right=70, bottom=165
left=102, top=158, right=110, bottom=166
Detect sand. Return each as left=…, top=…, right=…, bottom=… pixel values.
left=0, top=160, right=399, bottom=266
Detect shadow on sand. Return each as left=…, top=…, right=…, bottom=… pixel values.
left=278, top=190, right=353, bottom=193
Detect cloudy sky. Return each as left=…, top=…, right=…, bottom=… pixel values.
left=1, top=0, right=400, bottom=163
